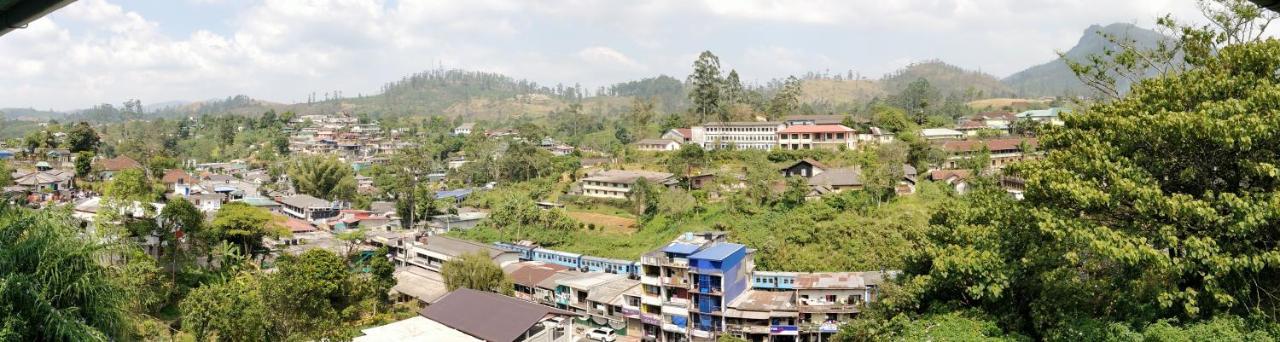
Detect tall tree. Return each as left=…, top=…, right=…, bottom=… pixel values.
left=288, top=155, right=356, bottom=202
left=903, top=39, right=1280, bottom=339
left=628, top=177, right=660, bottom=219
left=65, top=121, right=101, bottom=153
left=158, top=197, right=203, bottom=280
left=209, top=202, right=284, bottom=258
left=74, top=151, right=94, bottom=179
left=262, top=249, right=353, bottom=340
left=688, top=51, right=725, bottom=123
left=181, top=272, right=271, bottom=342
left=767, top=76, right=803, bottom=120
left=0, top=159, right=11, bottom=186
left=893, top=78, right=939, bottom=124
left=441, top=251, right=513, bottom=295
left=0, top=203, right=129, bottom=340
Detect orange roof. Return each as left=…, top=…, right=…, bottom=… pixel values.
left=95, top=156, right=142, bottom=172
left=283, top=217, right=317, bottom=233
left=161, top=169, right=194, bottom=184
left=929, top=169, right=973, bottom=181
left=778, top=124, right=854, bottom=134
left=941, top=138, right=1037, bottom=153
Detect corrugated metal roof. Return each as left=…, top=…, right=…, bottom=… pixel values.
left=689, top=242, right=744, bottom=261
left=662, top=242, right=701, bottom=255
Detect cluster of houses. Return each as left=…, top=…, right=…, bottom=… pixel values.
left=362, top=232, right=893, bottom=342
left=636, top=115, right=892, bottom=153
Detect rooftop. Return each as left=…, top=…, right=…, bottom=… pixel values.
left=778, top=124, right=854, bottom=134
left=635, top=138, right=678, bottom=145
left=420, top=288, right=577, bottom=342
left=582, top=169, right=674, bottom=185
left=584, top=278, right=640, bottom=304
left=95, top=156, right=142, bottom=172
left=689, top=242, right=745, bottom=262
left=940, top=138, right=1038, bottom=153
left=662, top=242, right=702, bottom=255
left=808, top=167, right=862, bottom=187
left=504, top=261, right=570, bottom=288
left=278, top=194, right=332, bottom=208
left=920, top=128, right=963, bottom=137
left=699, top=121, right=783, bottom=127
left=794, top=271, right=897, bottom=290
left=423, top=235, right=512, bottom=259
left=556, top=272, right=627, bottom=291
left=355, top=316, right=480, bottom=342
left=727, top=289, right=797, bottom=314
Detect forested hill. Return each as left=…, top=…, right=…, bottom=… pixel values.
left=797, top=60, right=1013, bottom=106
left=1003, top=22, right=1169, bottom=97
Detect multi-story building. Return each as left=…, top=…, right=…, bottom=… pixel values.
left=1016, top=107, right=1070, bottom=126
left=639, top=232, right=733, bottom=342
left=795, top=272, right=889, bottom=338
left=690, top=122, right=786, bottom=150
left=580, top=170, right=676, bottom=199
left=277, top=194, right=339, bottom=222
left=776, top=125, right=856, bottom=150
left=688, top=243, right=752, bottom=339
left=938, top=138, right=1039, bottom=170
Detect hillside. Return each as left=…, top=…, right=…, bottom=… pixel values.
left=881, top=60, right=1015, bottom=98
left=1003, top=23, right=1169, bottom=97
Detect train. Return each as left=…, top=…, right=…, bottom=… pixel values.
left=493, top=242, right=641, bottom=277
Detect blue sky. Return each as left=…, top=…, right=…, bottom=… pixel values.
left=1, top=0, right=1205, bottom=111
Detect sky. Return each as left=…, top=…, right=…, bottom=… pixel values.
left=0, top=0, right=1206, bottom=111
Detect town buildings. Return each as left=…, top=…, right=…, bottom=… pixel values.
left=636, top=139, right=683, bottom=151
left=919, top=128, right=964, bottom=140
left=690, top=122, right=786, bottom=150
left=358, top=288, right=580, bottom=342
left=776, top=125, right=856, bottom=150
left=580, top=169, right=676, bottom=199
left=1016, top=107, right=1070, bottom=126
left=278, top=194, right=339, bottom=222
left=938, top=138, right=1039, bottom=170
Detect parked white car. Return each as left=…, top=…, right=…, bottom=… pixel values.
left=586, top=328, right=616, bottom=342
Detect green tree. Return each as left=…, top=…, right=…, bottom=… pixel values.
left=98, top=168, right=158, bottom=225
left=158, top=197, right=203, bottom=280
left=768, top=76, right=803, bottom=120
left=0, top=159, right=11, bottom=186
left=209, top=202, right=284, bottom=258
left=66, top=121, right=101, bottom=153
left=666, top=143, right=707, bottom=187
left=628, top=177, right=660, bottom=219
left=441, top=251, right=513, bottom=295
left=902, top=40, right=1280, bottom=338
left=181, top=272, right=271, bottom=342
left=288, top=155, right=356, bottom=202
left=262, top=249, right=352, bottom=340
left=74, top=151, right=94, bottom=179
left=0, top=203, right=129, bottom=341
left=893, top=78, right=939, bottom=124
left=688, top=51, right=725, bottom=123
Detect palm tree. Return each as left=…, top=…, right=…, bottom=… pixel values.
left=0, top=203, right=130, bottom=340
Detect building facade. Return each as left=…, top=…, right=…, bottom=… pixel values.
left=690, top=122, right=786, bottom=150
left=580, top=170, right=675, bottom=199
left=776, top=125, right=856, bottom=150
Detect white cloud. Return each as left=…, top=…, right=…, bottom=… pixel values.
left=0, top=0, right=1215, bottom=110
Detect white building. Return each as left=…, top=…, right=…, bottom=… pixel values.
left=919, top=128, right=964, bottom=140
left=634, top=139, right=682, bottom=152
left=690, top=122, right=785, bottom=150
left=580, top=170, right=675, bottom=199
left=454, top=122, right=476, bottom=135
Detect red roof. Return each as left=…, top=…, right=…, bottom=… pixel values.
left=675, top=128, right=691, bottom=137
left=956, top=120, right=987, bottom=129
left=283, top=217, right=317, bottom=233
left=778, top=124, right=855, bottom=134
left=941, top=138, right=1038, bottom=153
left=161, top=169, right=194, bottom=184
left=929, top=169, right=973, bottom=181
left=96, top=156, right=142, bottom=172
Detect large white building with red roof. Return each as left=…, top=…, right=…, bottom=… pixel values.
left=776, top=124, right=857, bottom=150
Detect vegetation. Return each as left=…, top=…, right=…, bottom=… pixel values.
left=441, top=252, right=514, bottom=296
left=288, top=155, right=357, bottom=202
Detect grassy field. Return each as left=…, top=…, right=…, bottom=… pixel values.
left=566, top=211, right=637, bottom=234
left=966, top=98, right=1048, bottom=111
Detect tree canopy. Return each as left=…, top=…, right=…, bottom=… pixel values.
left=441, top=251, right=514, bottom=296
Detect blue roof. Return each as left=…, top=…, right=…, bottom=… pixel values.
left=689, top=243, right=745, bottom=261
left=435, top=188, right=473, bottom=200
left=662, top=242, right=701, bottom=255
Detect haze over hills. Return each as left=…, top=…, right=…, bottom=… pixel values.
left=5, top=22, right=1165, bottom=123
left=1003, top=22, right=1170, bottom=97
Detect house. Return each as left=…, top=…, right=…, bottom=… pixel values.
left=783, top=115, right=848, bottom=127
left=453, top=123, right=473, bottom=135
left=955, top=120, right=989, bottom=136
left=794, top=272, right=894, bottom=333
left=95, top=156, right=142, bottom=180
left=806, top=167, right=863, bottom=196
left=505, top=261, right=571, bottom=303
left=11, top=169, right=74, bottom=193
left=976, top=111, right=1016, bottom=131
left=580, top=170, right=676, bottom=199
left=723, top=289, right=798, bottom=339
left=238, top=197, right=282, bottom=213
left=661, top=128, right=693, bottom=143
left=776, top=124, right=856, bottom=150
left=429, top=211, right=489, bottom=232
left=780, top=159, right=828, bottom=178
left=919, top=128, right=964, bottom=140
left=161, top=169, right=195, bottom=194
left=857, top=127, right=895, bottom=144
left=401, top=235, right=520, bottom=272
left=419, top=288, right=580, bottom=342
left=690, top=122, right=786, bottom=150
left=1016, top=107, right=1070, bottom=126
left=929, top=169, right=973, bottom=194
left=939, top=138, right=1039, bottom=170
left=188, top=193, right=225, bottom=213
left=634, top=139, right=682, bottom=152
left=277, top=194, right=339, bottom=221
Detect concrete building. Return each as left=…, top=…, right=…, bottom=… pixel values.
left=939, top=138, right=1039, bottom=170
left=366, top=288, right=582, bottom=342
left=401, top=235, right=520, bottom=272
left=636, top=139, right=683, bottom=152
left=580, top=170, right=675, bottom=199
left=639, top=232, right=730, bottom=342
left=919, top=128, right=964, bottom=141
left=1016, top=107, right=1070, bottom=126
left=277, top=194, right=339, bottom=222
left=691, top=122, right=786, bottom=150
left=688, top=242, right=752, bottom=339
left=795, top=272, right=891, bottom=338
left=776, top=125, right=856, bottom=150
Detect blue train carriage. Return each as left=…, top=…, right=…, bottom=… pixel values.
left=751, top=271, right=798, bottom=290
left=580, top=255, right=640, bottom=277
left=492, top=242, right=537, bottom=260
left=532, top=248, right=584, bottom=269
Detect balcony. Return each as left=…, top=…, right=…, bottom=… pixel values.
left=725, top=323, right=771, bottom=335
left=662, top=323, right=687, bottom=333
left=641, top=295, right=663, bottom=306
left=660, top=276, right=688, bottom=286
left=640, top=275, right=661, bottom=286
left=798, top=301, right=862, bottom=313
left=691, top=287, right=723, bottom=295
left=691, top=329, right=713, bottom=338
left=641, top=254, right=689, bottom=268
left=662, top=297, right=690, bottom=308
